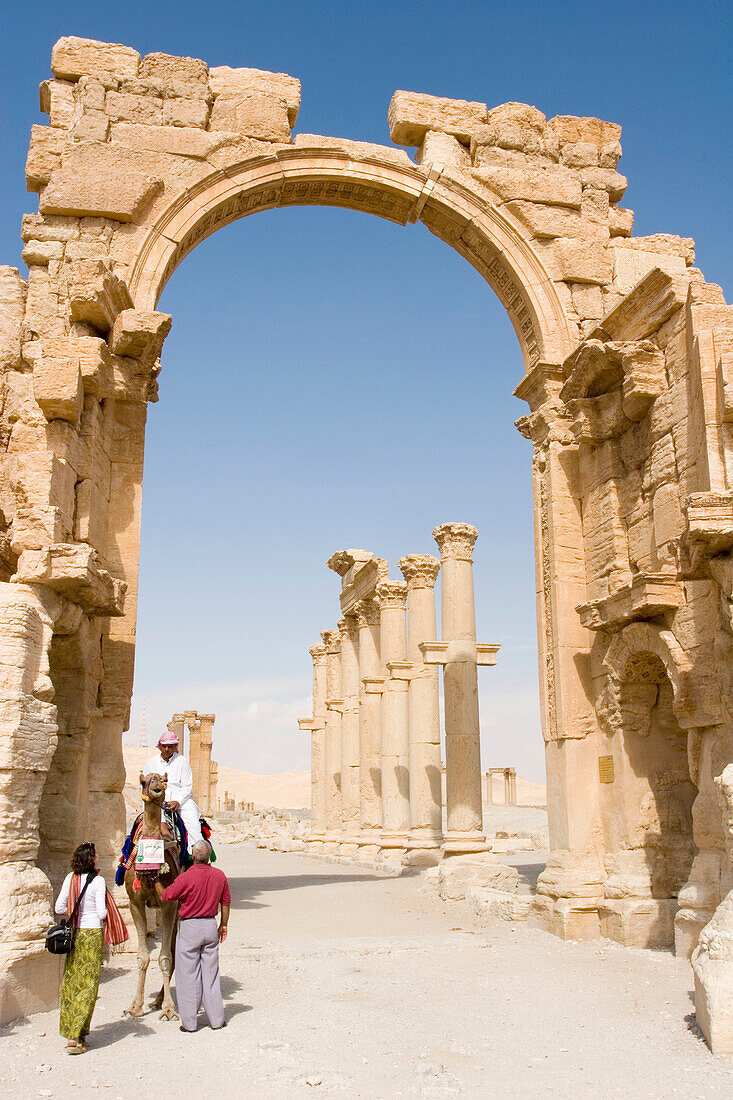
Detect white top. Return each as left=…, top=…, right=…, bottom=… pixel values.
left=144, top=750, right=196, bottom=808
left=55, top=872, right=107, bottom=929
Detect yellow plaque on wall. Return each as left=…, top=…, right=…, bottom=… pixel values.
left=598, top=755, right=615, bottom=784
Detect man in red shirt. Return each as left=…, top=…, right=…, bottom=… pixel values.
left=155, top=840, right=231, bottom=1032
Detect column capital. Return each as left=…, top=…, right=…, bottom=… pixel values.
left=320, top=628, right=341, bottom=653
left=376, top=580, right=407, bottom=608
left=353, top=598, right=380, bottom=628
left=398, top=554, right=440, bottom=588
left=309, top=642, right=327, bottom=660
left=433, top=522, right=478, bottom=561
left=338, top=613, right=359, bottom=641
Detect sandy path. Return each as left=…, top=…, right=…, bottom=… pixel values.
left=2, top=844, right=733, bottom=1098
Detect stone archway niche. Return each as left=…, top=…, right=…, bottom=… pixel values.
left=2, top=39, right=733, bottom=1051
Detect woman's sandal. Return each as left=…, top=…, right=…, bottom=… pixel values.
left=66, top=1039, right=87, bottom=1055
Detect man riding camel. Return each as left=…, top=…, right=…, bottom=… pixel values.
left=145, top=730, right=203, bottom=853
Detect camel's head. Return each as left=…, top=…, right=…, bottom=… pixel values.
left=140, top=771, right=167, bottom=805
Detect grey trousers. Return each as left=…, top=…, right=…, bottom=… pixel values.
left=174, top=917, right=225, bottom=1030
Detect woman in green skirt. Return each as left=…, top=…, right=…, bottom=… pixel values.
left=54, top=843, right=107, bottom=1054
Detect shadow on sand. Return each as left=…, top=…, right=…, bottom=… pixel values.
left=228, top=872, right=394, bottom=911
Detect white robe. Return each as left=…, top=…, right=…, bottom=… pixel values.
left=144, top=750, right=202, bottom=849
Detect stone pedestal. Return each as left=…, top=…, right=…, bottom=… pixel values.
left=338, top=615, right=361, bottom=855
left=355, top=599, right=383, bottom=858
left=322, top=629, right=343, bottom=853
left=399, top=554, right=443, bottom=866
left=377, top=581, right=410, bottom=859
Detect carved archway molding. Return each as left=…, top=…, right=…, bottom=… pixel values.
left=602, top=622, right=721, bottom=730
left=124, top=145, right=576, bottom=373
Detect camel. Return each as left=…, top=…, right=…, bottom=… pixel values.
left=124, top=772, right=182, bottom=1020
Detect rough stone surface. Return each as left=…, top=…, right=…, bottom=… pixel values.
left=388, top=90, right=488, bottom=146
left=3, top=39, right=733, bottom=1058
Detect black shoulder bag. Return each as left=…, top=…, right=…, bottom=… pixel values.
left=45, top=872, right=95, bottom=955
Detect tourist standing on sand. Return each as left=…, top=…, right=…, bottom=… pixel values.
left=155, top=839, right=230, bottom=1032
left=54, top=843, right=107, bottom=1054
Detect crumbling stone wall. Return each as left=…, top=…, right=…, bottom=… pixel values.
left=1, top=36, right=732, bottom=1041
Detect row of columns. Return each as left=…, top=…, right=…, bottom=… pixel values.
left=299, top=523, right=500, bottom=864
left=167, top=710, right=218, bottom=815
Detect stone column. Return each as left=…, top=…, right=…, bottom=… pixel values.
left=433, top=522, right=486, bottom=854
left=300, top=642, right=328, bottom=846
left=377, top=580, right=410, bottom=859
left=355, top=598, right=383, bottom=858
left=167, top=713, right=186, bottom=755
left=208, top=759, right=218, bottom=815
left=322, top=629, right=343, bottom=852
left=399, top=554, right=443, bottom=864
left=339, top=614, right=361, bottom=854
left=184, top=710, right=201, bottom=802
left=197, top=714, right=215, bottom=814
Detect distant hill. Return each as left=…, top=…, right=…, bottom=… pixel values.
left=123, top=745, right=545, bottom=815
left=122, top=745, right=310, bottom=813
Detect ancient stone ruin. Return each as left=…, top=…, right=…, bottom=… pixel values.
left=166, top=711, right=218, bottom=815
left=1, top=34, right=733, bottom=1050
left=300, top=524, right=501, bottom=868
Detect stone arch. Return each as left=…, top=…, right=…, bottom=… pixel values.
left=122, top=145, right=576, bottom=373
left=603, top=622, right=720, bottom=731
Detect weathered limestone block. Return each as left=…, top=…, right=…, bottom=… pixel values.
left=471, top=165, right=582, bottom=207
left=38, top=80, right=76, bottom=129
left=25, top=125, right=65, bottom=192
left=600, top=898, right=677, bottom=949
left=388, top=90, right=487, bottom=146
left=51, top=36, right=141, bottom=83
left=610, top=206, right=634, bottom=238
left=162, top=97, right=210, bottom=128
left=416, top=130, right=470, bottom=167
left=209, top=91, right=291, bottom=141
left=40, top=335, right=113, bottom=400
left=612, top=244, right=687, bottom=296
left=32, top=349, right=83, bottom=425
left=139, top=52, right=208, bottom=89
left=74, top=479, right=107, bottom=550
left=621, top=341, right=666, bottom=420
left=578, top=166, right=627, bottom=203
left=12, top=545, right=126, bottom=616
left=471, top=102, right=552, bottom=157
left=436, top=852, right=519, bottom=901
left=109, top=309, right=172, bottom=366
left=105, top=90, right=162, bottom=125
left=67, top=258, right=133, bottom=332
left=40, top=144, right=163, bottom=223
left=594, top=268, right=689, bottom=343
left=20, top=214, right=79, bottom=245
left=505, top=201, right=582, bottom=239
left=292, top=134, right=412, bottom=167
left=110, top=121, right=227, bottom=159
left=552, top=238, right=613, bottom=284
left=71, top=110, right=110, bottom=143
left=209, top=66, right=301, bottom=125
left=0, top=267, right=27, bottom=370
left=75, top=75, right=106, bottom=112
left=548, top=115, right=622, bottom=158
left=111, top=354, right=161, bottom=403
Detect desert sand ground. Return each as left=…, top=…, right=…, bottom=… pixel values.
left=3, top=842, right=733, bottom=1099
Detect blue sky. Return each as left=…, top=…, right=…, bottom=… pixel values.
left=2, top=1, right=731, bottom=780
